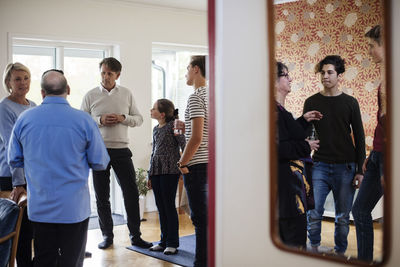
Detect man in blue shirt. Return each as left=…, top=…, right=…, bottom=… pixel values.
left=8, top=69, right=110, bottom=267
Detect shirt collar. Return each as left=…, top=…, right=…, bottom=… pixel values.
left=99, top=83, right=119, bottom=93
left=42, top=96, right=70, bottom=105
left=195, top=85, right=207, bottom=92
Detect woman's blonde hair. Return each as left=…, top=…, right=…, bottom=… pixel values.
left=3, top=62, right=31, bottom=94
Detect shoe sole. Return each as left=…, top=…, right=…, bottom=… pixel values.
left=164, top=249, right=178, bottom=255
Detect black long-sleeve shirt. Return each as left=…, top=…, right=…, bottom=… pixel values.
left=303, top=92, right=366, bottom=174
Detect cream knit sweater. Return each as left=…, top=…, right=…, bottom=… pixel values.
left=81, top=84, right=143, bottom=148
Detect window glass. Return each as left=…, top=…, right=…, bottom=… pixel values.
left=64, top=48, right=105, bottom=109
left=13, top=46, right=56, bottom=105
left=12, top=42, right=110, bottom=217
left=151, top=49, right=207, bottom=128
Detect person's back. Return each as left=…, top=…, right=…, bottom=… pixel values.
left=8, top=69, right=109, bottom=267
left=11, top=97, right=108, bottom=222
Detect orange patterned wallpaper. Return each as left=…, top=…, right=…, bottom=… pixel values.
left=275, top=0, right=382, bottom=151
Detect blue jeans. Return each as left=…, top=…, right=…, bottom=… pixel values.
left=150, top=174, right=180, bottom=248
left=352, top=151, right=383, bottom=261
left=183, top=163, right=208, bottom=267
left=307, top=161, right=356, bottom=253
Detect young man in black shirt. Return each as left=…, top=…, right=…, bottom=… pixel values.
left=303, top=55, right=365, bottom=255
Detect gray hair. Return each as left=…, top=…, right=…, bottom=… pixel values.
left=41, top=69, right=68, bottom=95
left=2, top=62, right=31, bottom=94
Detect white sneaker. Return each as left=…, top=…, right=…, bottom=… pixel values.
left=149, top=244, right=164, bottom=252
left=163, top=247, right=178, bottom=255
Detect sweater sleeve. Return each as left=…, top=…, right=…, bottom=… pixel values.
left=351, top=98, right=366, bottom=174
left=278, top=139, right=311, bottom=160
left=81, top=93, right=102, bottom=126
left=121, top=92, right=143, bottom=127
left=0, top=105, right=26, bottom=186
left=278, top=107, right=311, bottom=160
left=296, top=115, right=310, bottom=130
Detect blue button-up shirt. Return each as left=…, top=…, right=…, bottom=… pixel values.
left=8, top=96, right=110, bottom=223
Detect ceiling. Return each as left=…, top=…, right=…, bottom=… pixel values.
left=105, top=0, right=207, bottom=12
left=101, top=0, right=298, bottom=12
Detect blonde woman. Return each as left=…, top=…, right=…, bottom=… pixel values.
left=0, top=62, right=36, bottom=266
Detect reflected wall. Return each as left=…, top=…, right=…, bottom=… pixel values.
left=275, top=0, right=382, bottom=151
left=271, top=0, right=389, bottom=265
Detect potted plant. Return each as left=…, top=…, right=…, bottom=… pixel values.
left=136, top=167, right=150, bottom=220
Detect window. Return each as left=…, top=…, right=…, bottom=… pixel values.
left=11, top=36, right=114, bottom=217
left=11, top=38, right=112, bottom=109
left=151, top=45, right=208, bottom=128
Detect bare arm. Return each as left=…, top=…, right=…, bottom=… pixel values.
left=179, top=117, right=204, bottom=174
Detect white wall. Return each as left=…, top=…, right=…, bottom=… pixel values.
left=0, top=0, right=207, bottom=172
left=215, top=0, right=400, bottom=266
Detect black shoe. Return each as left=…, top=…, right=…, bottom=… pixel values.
left=131, top=238, right=152, bottom=248
left=84, top=251, right=92, bottom=258
left=98, top=238, right=113, bottom=249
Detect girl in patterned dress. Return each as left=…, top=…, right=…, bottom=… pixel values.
left=148, top=99, right=186, bottom=255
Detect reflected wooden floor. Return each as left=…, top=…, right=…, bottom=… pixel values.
left=83, top=212, right=383, bottom=266
left=320, top=218, right=383, bottom=261
left=83, top=211, right=194, bottom=267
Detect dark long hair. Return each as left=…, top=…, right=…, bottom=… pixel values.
left=157, top=99, right=179, bottom=122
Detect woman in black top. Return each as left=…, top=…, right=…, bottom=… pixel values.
left=275, top=61, right=321, bottom=248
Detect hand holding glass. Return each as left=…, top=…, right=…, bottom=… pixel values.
left=174, top=119, right=185, bottom=135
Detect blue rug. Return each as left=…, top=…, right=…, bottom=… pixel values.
left=88, top=214, right=126, bottom=230
left=126, top=234, right=195, bottom=267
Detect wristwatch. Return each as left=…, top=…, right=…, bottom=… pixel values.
left=177, top=162, right=188, bottom=169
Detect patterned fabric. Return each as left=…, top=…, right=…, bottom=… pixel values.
left=184, top=86, right=209, bottom=166
left=275, top=0, right=382, bottom=152
left=149, top=120, right=186, bottom=176
left=289, top=159, right=314, bottom=214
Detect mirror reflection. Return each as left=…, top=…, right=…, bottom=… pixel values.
left=274, top=0, right=386, bottom=264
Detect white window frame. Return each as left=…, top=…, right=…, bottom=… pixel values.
left=8, top=33, right=117, bottom=69
left=8, top=33, right=127, bottom=217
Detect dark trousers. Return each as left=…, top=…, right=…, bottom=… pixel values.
left=93, top=148, right=141, bottom=241
left=32, top=218, right=88, bottom=267
left=151, top=174, right=180, bottom=248
left=352, top=151, right=384, bottom=261
left=279, top=214, right=307, bottom=249
left=183, top=163, right=208, bottom=267
left=0, top=177, right=33, bottom=267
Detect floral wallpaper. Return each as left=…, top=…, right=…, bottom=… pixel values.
left=275, top=0, right=383, bottom=151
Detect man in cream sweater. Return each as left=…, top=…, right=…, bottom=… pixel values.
left=81, top=57, right=152, bottom=250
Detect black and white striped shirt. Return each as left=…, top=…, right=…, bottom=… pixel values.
left=185, top=86, right=208, bottom=166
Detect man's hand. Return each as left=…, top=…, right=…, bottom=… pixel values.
left=353, top=174, right=364, bottom=189
left=100, top=114, right=125, bottom=126
left=10, top=186, right=26, bottom=203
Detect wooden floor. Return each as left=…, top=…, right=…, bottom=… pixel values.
left=82, top=212, right=383, bottom=266
left=319, top=218, right=383, bottom=261
left=83, top=212, right=195, bottom=267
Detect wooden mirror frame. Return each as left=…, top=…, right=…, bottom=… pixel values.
left=267, top=0, right=392, bottom=265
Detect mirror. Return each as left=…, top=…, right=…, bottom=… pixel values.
left=269, top=0, right=391, bottom=265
